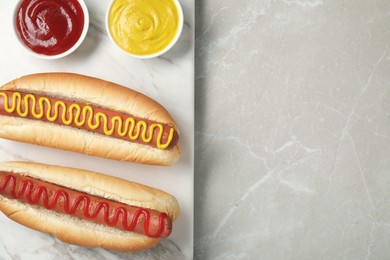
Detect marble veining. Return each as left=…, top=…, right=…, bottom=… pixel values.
left=195, top=0, right=390, bottom=259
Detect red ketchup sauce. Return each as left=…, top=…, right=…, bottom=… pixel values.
left=15, top=0, right=85, bottom=56
left=0, top=173, right=172, bottom=238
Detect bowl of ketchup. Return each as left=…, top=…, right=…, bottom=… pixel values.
left=14, top=0, right=89, bottom=59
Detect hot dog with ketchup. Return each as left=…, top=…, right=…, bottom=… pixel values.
left=0, top=73, right=180, bottom=165
left=0, top=161, right=180, bottom=251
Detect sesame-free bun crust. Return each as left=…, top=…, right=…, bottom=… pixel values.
left=0, top=73, right=180, bottom=165
left=0, top=200, right=161, bottom=251
left=0, top=161, right=180, bottom=251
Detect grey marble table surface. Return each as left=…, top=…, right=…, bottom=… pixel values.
left=195, top=0, right=390, bottom=259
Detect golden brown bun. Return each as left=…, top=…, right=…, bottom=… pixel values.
left=0, top=161, right=180, bottom=251
left=0, top=199, right=161, bottom=251
left=0, top=73, right=180, bottom=165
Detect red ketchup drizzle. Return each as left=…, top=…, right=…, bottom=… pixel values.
left=0, top=173, right=172, bottom=238
left=15, top=0, right=85, bottom=56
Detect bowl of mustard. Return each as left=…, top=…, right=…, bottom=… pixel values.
left=106, top=0, right=183, bottom=59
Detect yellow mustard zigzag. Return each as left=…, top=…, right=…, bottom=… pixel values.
left=0, top=91, right=174, bottom=149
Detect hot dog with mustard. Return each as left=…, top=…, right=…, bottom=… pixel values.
left=0, top=73, right=180, bottom=165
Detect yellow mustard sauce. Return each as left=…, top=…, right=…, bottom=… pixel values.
left=108, top=0, right=180, bottom=56
left=0, top=92, right=174, bottom=150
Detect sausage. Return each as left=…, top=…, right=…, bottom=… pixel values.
left=0, top=171, right=172, bottom=238
left=0, top=91, right=179, bottom=150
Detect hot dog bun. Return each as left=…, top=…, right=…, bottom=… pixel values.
left=0, top=73, right=180, bottom=165
left=0, top=161, right=180, bottom=251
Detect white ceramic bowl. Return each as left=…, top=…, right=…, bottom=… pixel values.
left=106, top=0, right=183, bottom=59
left=13, top=0, right=89, bottom=59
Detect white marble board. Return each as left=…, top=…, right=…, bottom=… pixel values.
left=0, top=0, right=194, bottom=259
